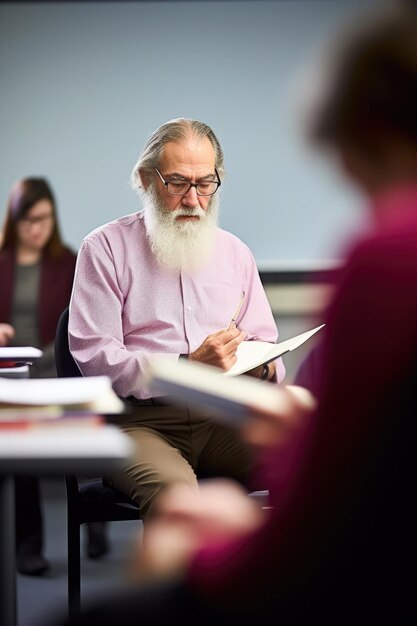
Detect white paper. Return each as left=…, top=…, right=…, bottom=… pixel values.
left=147, top=357, right=292, bottom=423
left=0, top=346, right=43, bottom=362
left=0, top=375, right=124, bottom=413
left=225, top=324, right=325, bottom=377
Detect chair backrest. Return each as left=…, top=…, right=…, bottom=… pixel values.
left=54, top=306, right=82, bottom=378
left=54, top=305, right=141, bottom=622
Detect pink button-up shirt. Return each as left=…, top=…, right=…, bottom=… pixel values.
left=69, top=211, right=285, bottom=399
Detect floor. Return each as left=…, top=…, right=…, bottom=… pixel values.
left=16, top=478, right=142, bottom=626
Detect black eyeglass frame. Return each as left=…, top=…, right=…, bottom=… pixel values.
left=154, top=168, right=221, bottom=196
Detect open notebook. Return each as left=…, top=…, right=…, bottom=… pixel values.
left=145, top=323, right=324, bottom=422
left=225, top=324, right=325, bottom=376
left=146, top=357, right=316, bottom=424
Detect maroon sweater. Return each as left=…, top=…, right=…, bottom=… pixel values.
left=0, top=247, right=77, bottom=346
left=186, top=184, right=417, bottom=620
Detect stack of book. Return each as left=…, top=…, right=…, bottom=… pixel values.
left=0, top=346, right=43, bottom=379
left=0, top=375, right=125, bottom=430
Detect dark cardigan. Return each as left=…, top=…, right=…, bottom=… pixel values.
left=0, top=247, right=77, bottom=346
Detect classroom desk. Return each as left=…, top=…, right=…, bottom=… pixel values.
left=0, top=424, right=134, bottom=626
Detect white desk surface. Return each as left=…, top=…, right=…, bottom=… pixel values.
left=0, top=422, right=133, bottom=626
left=0, top=423, right=134, bottom=474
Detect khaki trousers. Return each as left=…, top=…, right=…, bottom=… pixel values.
left=106, top=398, right=255, bottom=520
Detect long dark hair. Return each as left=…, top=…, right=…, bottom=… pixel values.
left=1, top=177, right=67, bottom=257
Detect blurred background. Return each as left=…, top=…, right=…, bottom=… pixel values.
left=1, top=0, right=381, bottom=379
left=0, top=0, right=380, bottom=266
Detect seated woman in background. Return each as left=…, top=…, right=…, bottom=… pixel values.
left=0, top=177, right=108, bottom=575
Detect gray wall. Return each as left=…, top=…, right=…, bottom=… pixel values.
left=0, top=0, right=378, bottom=265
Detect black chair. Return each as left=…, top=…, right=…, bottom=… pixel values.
left=54, top=306, right=141, bottom=623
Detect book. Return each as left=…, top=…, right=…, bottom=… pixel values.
left=225, top=323, right=325, bottom=377
left=0, top=364, right=30, bottom=378
left=0, top=414, right=104, bottom=430
left=0, top=375, right=125, bottom=420
left=146, top=356, right=316, bottom=424
left=0, top=346, right=43, bottom=367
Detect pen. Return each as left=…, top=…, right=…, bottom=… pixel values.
left=228, top=292, right=246, bottom=329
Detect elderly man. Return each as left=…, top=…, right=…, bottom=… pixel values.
left=68, top=118, right=285, bottom=519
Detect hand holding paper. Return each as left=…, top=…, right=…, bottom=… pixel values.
left=188, top=326, right=247, bottom=371
left=224, top=324, right=325, bottom=377
left=146, top=323, right=324, bottom=424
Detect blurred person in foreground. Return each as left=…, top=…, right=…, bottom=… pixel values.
left=67, top=117, right=285, bottom=522
left=53, top=1, right=416, bottom=622
left=0, top=178, right=108, bottom=574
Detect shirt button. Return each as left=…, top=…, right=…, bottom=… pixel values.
left=187, top=306, right=191, bottom=311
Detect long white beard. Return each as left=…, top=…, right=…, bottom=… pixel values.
left=142, top=184, right=219, bottom=272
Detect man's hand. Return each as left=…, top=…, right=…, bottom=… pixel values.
left=0, top=323, right=15, bottom=347
left=189, top=327, right=247, bottom=371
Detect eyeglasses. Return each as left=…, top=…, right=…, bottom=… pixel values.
left=19, top=214, right=53, bottom=228
left=154, top=168, right=221, bottom=196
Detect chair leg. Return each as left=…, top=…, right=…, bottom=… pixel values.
left=67, top=502, right=81, bottom=622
